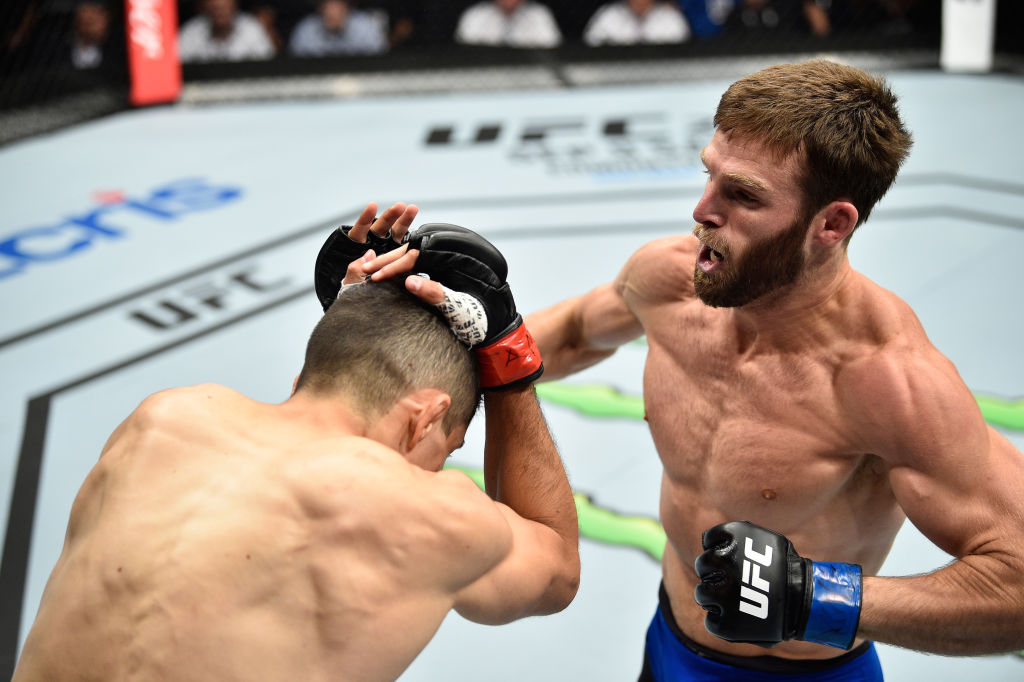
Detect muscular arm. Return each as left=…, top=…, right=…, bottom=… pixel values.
left=526, top=235, right=697, bottom=380
left=453, top=385, right=580, bottom=623
left=847, top=350, right=1024, bottom=654
left=526, top=282, right=643, bottom=380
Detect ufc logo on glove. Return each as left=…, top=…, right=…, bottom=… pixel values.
left=739, top=538, right=773, bottom=619
left=694, top=520, right=862, bottom=650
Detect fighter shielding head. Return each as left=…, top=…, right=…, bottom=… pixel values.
left=715, top=59, right=913, bottom=233
left=295, top=278, right=480, bottom=433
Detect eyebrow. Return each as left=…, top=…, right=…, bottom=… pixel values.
left=700, top=148, right=769, bottom=193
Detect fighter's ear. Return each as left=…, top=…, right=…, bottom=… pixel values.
left=812, top=200, right=858, bottom=247
left=402, top=389, right=451, bottom=451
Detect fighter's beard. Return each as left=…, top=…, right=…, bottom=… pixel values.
left=693, top=216, right=809, bottom=308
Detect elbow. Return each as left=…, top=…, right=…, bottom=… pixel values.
left=538, top=550, right=581, bottom=615
left=554, top=561, right=582, bottom=613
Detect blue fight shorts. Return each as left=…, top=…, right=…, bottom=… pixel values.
left=639, top=583, right=884, bottom=681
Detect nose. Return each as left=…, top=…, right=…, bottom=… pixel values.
left=692, top=184, right=721, bottom=228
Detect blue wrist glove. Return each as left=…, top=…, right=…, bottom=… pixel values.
left=694, top=520, right=862, bottom=650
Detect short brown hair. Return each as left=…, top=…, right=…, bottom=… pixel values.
left=295, top=279, right=480, bottom=432
left=715, top=59, right=912, bottom=232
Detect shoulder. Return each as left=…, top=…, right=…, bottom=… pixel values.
left=429, top=469, right=512, bottom=549
left=128, top=384, right=240, bottom=428
left=653, top=4, right=688, bottom=27
left=99, top=384, right=230, bottom=456
left=290, top=453, right=510, bottom=562
left=179, top=15, right=209, bottom=33
left=234, top=12, right=263, bottom=30
left=130, top=384, right=201, bottom=418
left=232, top=13, right=271, bottom=43
left=653, top=4, right=685, bottom=18
left=590, top=3, right=621, bottom=21
left=349, top=11, right=382, bottom=28
left=835, top=307, right=985, bottom=466
left=461, top=3, right=492, bottom=19
left=178, top=16, right=209, bottom=42
left=617, top=233, right=698, bottom=306
left=292, top=14, right=319, bottom=33
left=525, top=2, right=557, bottom=17
left=406, top=469, right=515, bottom=583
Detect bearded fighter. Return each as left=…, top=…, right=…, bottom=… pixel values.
left=364, top=59, right=1024, bottom=680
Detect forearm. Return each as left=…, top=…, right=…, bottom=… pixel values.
left=860, top=554, right=1024, bottom=654
left=483, top=386, right=578, bottom=551
left=526, top=297, right=608, bottom=380
left=526, top=285, right=640, bottom=380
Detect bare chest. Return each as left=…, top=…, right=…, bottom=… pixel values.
left=641, top=315, right=882, bottom=527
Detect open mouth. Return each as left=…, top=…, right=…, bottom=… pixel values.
left=697, top=243, right=726, bottom=273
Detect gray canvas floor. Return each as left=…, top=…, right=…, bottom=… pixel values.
left=1, top=65, right=1023, bottom=680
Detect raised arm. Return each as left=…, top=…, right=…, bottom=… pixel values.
left=526, top=233, right=699, bottom=380
left=352, top=221, right=581, bottom=621
left=450, top=384, right=580, bottom=624
left=525, top=280, right=643, bottom=380
left=525, top=233, right=701, bottom=380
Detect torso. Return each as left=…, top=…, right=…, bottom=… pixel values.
left=628, top=235, right=912, bottom=659
left=15, top=385, right=498, bottom=682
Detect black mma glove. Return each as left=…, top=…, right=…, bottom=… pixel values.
left=408, top=223, right=543, bottom=391
left=694, top=520, right=862, bottom=650
left=314, top=223, right=404, bottom=311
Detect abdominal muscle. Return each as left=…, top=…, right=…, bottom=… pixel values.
left=654, top=433, right=906, bottom=661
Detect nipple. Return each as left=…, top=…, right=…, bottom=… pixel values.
left=761, top=488, right=777, bottom=501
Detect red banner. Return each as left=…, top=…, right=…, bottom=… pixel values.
left=125, top=0, right=182, bottom=106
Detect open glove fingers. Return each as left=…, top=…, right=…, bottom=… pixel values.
left=388, top=203, right=418, bottom=242
left=314, top=227, right=374, bottom=310
left=342, top=250, right=375, bottom=285
left=370, top=202, right=416, bottom=243
left=367, top=246, right=417, bottom=281
left=347, top=202, right=379, bottom=243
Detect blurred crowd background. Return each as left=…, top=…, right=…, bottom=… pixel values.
left=0, top=1, right=1021, bottom=144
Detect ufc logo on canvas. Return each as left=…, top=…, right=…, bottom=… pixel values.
left=739, top=538, right=773, bottom=619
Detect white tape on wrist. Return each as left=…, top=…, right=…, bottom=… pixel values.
left=433, top=283, right=488, bottom=347
left=338, top=276, right=369, bottom=299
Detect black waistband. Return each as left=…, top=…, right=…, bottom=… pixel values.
left=657, top=582, right=872, bottom=675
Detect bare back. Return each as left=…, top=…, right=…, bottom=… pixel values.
left=14, top=385, right=508, bottom=682
left=628, top=235, right=924, bottom=659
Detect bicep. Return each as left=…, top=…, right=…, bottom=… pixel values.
left=528, top=278, right=641, bottom=348
left=888, top=424, right=1024, bottom=561
left=525, top=281, right=641, bottom=379
left=861, top=355, right=1024, bottom=559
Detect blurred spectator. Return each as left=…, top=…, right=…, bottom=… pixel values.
left=375, top=0, right=416, bottom=48
left=69, top=1, right=121, bottom=69
left=584, top=0, right=690, bottom=45
left=721, top=0, right=829, bottom=38
left=2, top=0, right=125, bottom=71
left=455, top=0, right=562, bottom=48
left=825, top=0, right=937, bottom=38
left=252, top=3, right=286, bottom=52
left=289, top=0, right=388, bottom=56
left=678, top=0, right=735, bottom=38
left=368, top=0, right=464, bottom=48
left=178, top=0, right=276, bottom=62
left=3, top=1, right=43, bottom=64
